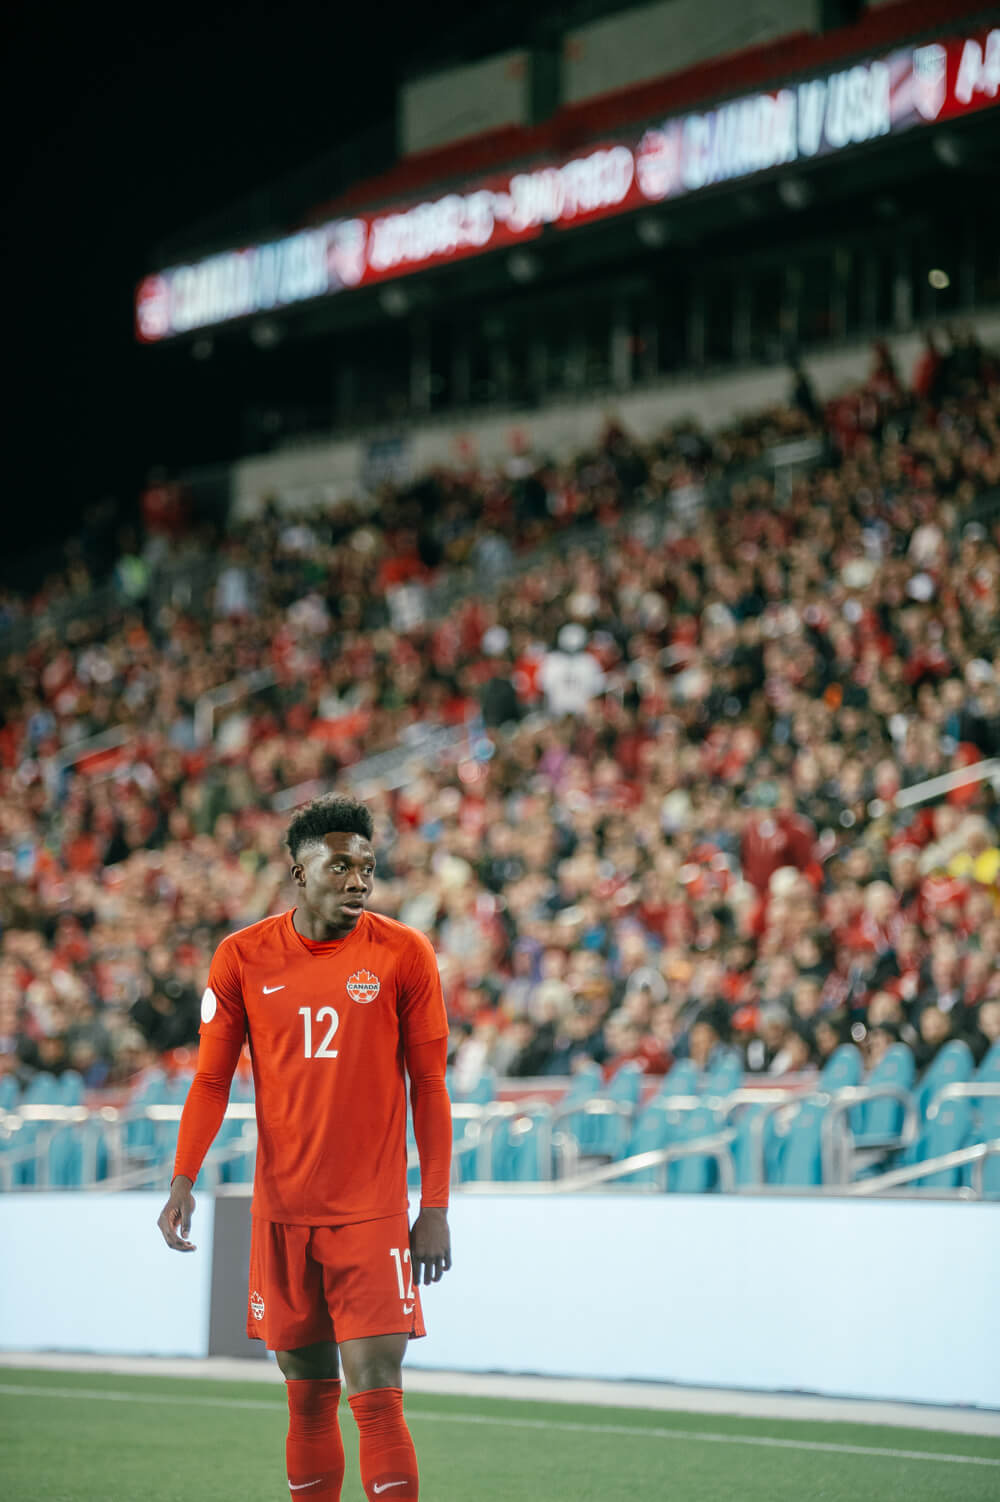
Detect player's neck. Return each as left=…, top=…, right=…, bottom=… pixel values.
left=292, top=906, right=362, bottom=943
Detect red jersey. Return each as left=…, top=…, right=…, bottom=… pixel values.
left=201, top=909, right=448, bottom=1225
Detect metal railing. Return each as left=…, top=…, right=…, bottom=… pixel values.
left=845, top=1140, right=1000, bottom=1198
left=718, top=1087, right=807, bottom=1186
left=819, top=1084, right=920, bottom=1185
left=926, top=1082, right=1000, bottom=1118
left=0, top=1100, right=257, bottom=1193
left=193, top=668, right=277, bottom=746
left=5, top=1089, right=1000, bottom=1198
left=457, top=1134, right=739, bottom=1195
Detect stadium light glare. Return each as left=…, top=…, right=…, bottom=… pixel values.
left=507, top=250, right=540, bottom=284
left=777, top=176, right=813, bottom=210
left=636, top=214, right=669, bottom=248
left=250, top=320, right=282, bottom=349
left=379, top=286, right=411, bottom=317
left=928, top=268, right=951, bottom=290
left=931, top=133, right=964, bottom=168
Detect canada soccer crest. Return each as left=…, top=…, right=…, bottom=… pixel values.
left=346, top=968, right=380, bottom=1003
left=250, top=1290, right=265, bottom=1321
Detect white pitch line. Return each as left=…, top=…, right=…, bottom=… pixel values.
left=409, top=1410, right=1000, bottom=1468
left=4, top=1353, right=997, bottom=1435
left=0, top=1384, right=997, bottom=1469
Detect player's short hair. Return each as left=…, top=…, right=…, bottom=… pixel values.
left=285, top=795, right=375, bottom=863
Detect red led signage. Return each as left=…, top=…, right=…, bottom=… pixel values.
left=137, top=28, right=999, bottom=342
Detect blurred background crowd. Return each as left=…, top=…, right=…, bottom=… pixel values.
left=2, top=332, right=999, bottom=1097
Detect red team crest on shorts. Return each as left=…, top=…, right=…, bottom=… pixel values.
left=250, top=1289, right=265, bottom=1321
left=346, top=968, right=380, bottom=1003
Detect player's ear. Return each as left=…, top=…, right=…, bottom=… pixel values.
left=291, top=862, right=305, bottom=887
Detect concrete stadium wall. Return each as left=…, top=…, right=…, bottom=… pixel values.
left=562, top=0, right=818, bottom=107
left=2, top=1192, right=998, bottom=1406
left=231, top=311, right=1000, bottom=517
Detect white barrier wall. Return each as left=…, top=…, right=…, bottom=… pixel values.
left=415, top=1196, right=1000, bottom=1407
left=1, top=1192, right=998, bottom=1407
left=0, top=1193, right=215, bottom=1358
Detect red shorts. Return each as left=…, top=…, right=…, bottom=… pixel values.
left=247, top=1211, right=426, bottom=1350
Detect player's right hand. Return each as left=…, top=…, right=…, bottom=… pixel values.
left=157, top=1175, right=197, bottom=1252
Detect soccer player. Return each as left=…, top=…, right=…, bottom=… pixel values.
left=157, top=795, right=452, bottom=1502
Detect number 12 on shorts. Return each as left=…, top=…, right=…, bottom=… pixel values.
left=390, top=1246, right=415, bottom=1301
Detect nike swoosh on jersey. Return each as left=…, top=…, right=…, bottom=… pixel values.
left=262, top=984, right=286, bottom=994
left=402, top=1303, right=414, bottom=1315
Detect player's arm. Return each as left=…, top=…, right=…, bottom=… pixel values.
left=157, top=1031, right=243, bottom=1251
left=157, top=946, right=246, bottom=1252
left=398, top=930, right=453, bottom=1284
left=407, top=1035, right=452, bottom=1283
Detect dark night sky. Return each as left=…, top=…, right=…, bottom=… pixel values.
left=5, top=0, right=544, bottom=565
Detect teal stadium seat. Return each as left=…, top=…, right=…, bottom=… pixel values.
left=912, top=1039, right=974, bottom=1124
left=9, top=1072, right=72, bottom=1185
left=448, top=1069, right=496, bottom=1107
left=0, top=1075, right=20, bottom=1110
left=978, top=1098, right=1000, bottom=1197
left=621, top=1099, right=698, bottom=1186
left=0, top=1112, right=38, bottom=1186
left=652, top=1059, right=698, bottom=1100
left=446, top=1071, right=496, bottom=1183
left=730, top=1102, right=784, bottom=1187
left=618, top=1061, right=705, bottom=1184
left=775, top=1099, right=826, bottom=1187
left=58, top=1071, right=85, bottom=1106
left=917, top=1097, right=974, bottom=1188
left=451, top=1114, right=482, bottom=1184
left=47, top=1117, right=109, bottom=1187
left=965, top=1046, right=1000, bottom=1196
left=25, top=1072, right=63, bottom=1105
left=220, top=1073, right=257, bottom=1184
left=406, top=1118, right=420, bottom=1191
left=819, top=1043, right=864, bottom=1092
left=976, top=1041, right=1000, bottom=1087
left=587, top=1061, right=643, bottom=1159
left=855, top=1043, right=915, bottom=1144
left=702, top=1049, right=743, bottom=1098
left=487, top=1104, right=552, bottom=1182
left=554, top=1062, right=603, bottom=1159
left=669, top=1104, right=725, bottom=1193
left=123, top=1068, right=170, bottom=1162
left=773, top=1044, right=894, bottom=1185
left=465, top=1072, right=497, bottom=1107
left=148, top=1073, right=193, bottom=1179
left=621, top=1101, right=678, bottom=1186
left=903, top=1039, right=975, bottom=1166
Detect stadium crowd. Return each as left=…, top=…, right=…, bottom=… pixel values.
left=1, top=330, right=999, bottom=1096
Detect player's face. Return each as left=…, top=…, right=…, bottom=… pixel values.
left=294, top=832, right=376, bottom=936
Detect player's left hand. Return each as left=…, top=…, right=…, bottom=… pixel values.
left=410, top=1207, right=451, bottom=1284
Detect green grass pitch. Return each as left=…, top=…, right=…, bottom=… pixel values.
left=1, top=1366, right=998, bottom=1501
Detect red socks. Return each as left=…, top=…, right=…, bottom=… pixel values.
left=286, top=1378, right=345, bottom=1500
left=285, top=1379, right=418, bottom=1501
left=348, top=1387, right=419, bottom=1500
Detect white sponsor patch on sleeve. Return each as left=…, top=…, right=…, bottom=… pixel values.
left=201, top=987, right=217, bottom=1024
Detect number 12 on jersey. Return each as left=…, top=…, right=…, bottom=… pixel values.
left=299, top=1006, right=340, bottom=1058
left=390, top=1246, right=415, bottom=1301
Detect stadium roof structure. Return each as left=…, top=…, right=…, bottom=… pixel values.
left=135, top=0, right=1000, bottom=349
